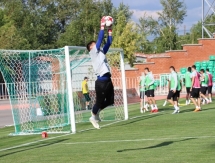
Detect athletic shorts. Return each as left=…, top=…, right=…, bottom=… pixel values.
left=83, top=93, right=91, bottom=102
left=208, top=86, right=212, bottom=94
left=176, top=90, right=181, bottom=98
left=140, top=91, right=147, bottom=99
left=146, top=89, right=155, bottom=97
left=167, top=90, right=178, bottom=101
left=190, top=88, right=200, bottom=98
left=95, top=79, right=114, bottom=109
left=186, top=87, right=191, bottom=94
left=200, top=86, right=207, bottom=95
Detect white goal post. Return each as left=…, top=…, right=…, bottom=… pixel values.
left=0, top=46, right=128, bottom=135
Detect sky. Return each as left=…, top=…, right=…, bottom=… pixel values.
left=112, top=0, right=203, bottom=35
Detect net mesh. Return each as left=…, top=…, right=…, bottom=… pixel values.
left=0, top=47, right=126, bottom=135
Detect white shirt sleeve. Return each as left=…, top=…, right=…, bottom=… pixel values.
left=147, top=73, right=155, bottom=86
left=191, top=71, right=196, bottom=78
left=172, top=73, right=178, bottom=90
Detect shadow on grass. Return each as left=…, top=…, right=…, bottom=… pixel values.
left=117, top=138, right=196, bottom=152
left=0, top=138, right=69, bottom=158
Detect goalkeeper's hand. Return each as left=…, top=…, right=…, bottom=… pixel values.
left=108, top=25, right=112, bottom=35
left=100, top=16, right=106, bottom=29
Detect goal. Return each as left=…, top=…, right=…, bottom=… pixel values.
left=0, top=46, right=128, bottom=135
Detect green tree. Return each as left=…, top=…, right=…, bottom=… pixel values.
left=138, top=0, right=187, bottom=53
left=112, top=12, right=140, bottom=66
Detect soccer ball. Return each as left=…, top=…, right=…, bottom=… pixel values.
left=105, top=16, right=114, bottom=27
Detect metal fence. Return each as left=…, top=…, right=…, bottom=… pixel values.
left=0, top=73, right=188, bottom=101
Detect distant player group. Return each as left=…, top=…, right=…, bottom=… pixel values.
left=139, top=65, right=213, bottom=114
left=84, top=16, right=213, bottom=129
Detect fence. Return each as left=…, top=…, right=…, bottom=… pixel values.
left=0, top=73, right=188, bottom=101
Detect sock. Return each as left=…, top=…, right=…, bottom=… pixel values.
left=205, top=98, right=209, bottom=101
left=154, top=104, right=158, bottom=109
left=209, top=98, right=212, bottom=102
left=163, top=100, right=167, bottom=106
left=151, top=105, right=154, bottom=110
left=174, top=105, right=178, bottom=110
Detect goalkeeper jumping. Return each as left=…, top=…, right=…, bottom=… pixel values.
left=86, top=16, right=114, bottom=129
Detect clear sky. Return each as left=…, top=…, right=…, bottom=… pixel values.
left=112, top=0, right=203, bottom=35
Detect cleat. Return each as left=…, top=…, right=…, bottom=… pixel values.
left=150, top=110, right=154, bottom=113
left=140, top=108, right=144, bottom=114
left=172, top=109, right=179, bottom=114
left=89, top=116, right=100, bottom=129
left=193, top=108, right=201, bottom=112
left=153, top=109, right=158, bottom=113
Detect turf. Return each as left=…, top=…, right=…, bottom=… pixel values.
left=0, top=99, right=215, bottom=163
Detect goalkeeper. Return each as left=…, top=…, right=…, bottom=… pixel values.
left=86, top=16, right=114, bottom=129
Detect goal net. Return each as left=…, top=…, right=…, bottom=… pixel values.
left=0, top=46, right=128, bottom=135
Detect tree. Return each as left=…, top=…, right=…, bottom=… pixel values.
left=138, top=0, right=187, bottom=53
left=57, top=0, right=114, bottom=47
left=112, top=11, right=140, bottom=66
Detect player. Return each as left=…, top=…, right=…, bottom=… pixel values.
left=144, top=68, right=158, bottom=113
left=199, top=69, right=210, bottom=104
left=86, top=16, right=114, bottom=129
left=139, top=75, right=149, bottom=113
left=206, top=69, right=213, bottom=102
left=167, top=66, right=179, bottom=114
left=82, top=77, right=91, bottom=110
left=185, top=67, right=192, bottom=105
left=190, top=65, right=201, bottom=112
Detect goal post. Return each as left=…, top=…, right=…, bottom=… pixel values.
left=0, top=46, right=128, bottom=135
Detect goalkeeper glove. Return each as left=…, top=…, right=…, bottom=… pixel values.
left=100, top=16, right=106, bottom=29
left=108, top=25, right=112, bottom=35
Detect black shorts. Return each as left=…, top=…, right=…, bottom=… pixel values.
left=167, top=90, right=178, bottom=101
left=208, top=86, right=212, bottom=94
left=190, top=88, right=200, bottom=98
left=146, top=89, right=155, bottom=97
left=200, top=87, right=207, bottom=95
left=186, top=87, right=191, bottom=94
left=95, top=79, right=114, bottom=109
left=83, top=93, right=91, bottom=102
left=140, top=91, right=147, bottom=99
left=176, top=90, right=181, bottom=98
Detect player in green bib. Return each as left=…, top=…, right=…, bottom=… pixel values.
left=139, top=75, right=149, bottom=113
left=144, top=68, right=158, bottom=113
left=200, top=69, right=210, bottom=104
left=167, top=66, right=180, bottom=114
left=184, top=67, right=192, bottom=105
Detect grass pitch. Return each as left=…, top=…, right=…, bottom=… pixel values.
left=0, top=99, right=215, bottom=163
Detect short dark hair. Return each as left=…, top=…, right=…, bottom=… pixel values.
left=200, top=69, right=205, bottom=73
left=192, top=65, right=196, bottom=69
left=144, top=67, right=149, bottom=72
left=188, top=67, right=191, bottom=72
left=206, top=68, right=209, bottom=72
left=170, top=66, right=175, bottom=71
left=86, top=41, right=96, bottom=52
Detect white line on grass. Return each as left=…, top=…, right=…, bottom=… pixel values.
left=0, top=133, right=73, bottom=152
left=0, top=111, right=164, bottom=152
left=59, top=136, right=215, bottom=145
left=0, top=108, right=196, bottom=153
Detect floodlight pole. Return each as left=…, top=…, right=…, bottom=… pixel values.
left=202, top=0, right=215, bottom=38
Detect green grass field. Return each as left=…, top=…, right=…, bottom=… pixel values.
left=0, top=99, right=215, bottom=163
